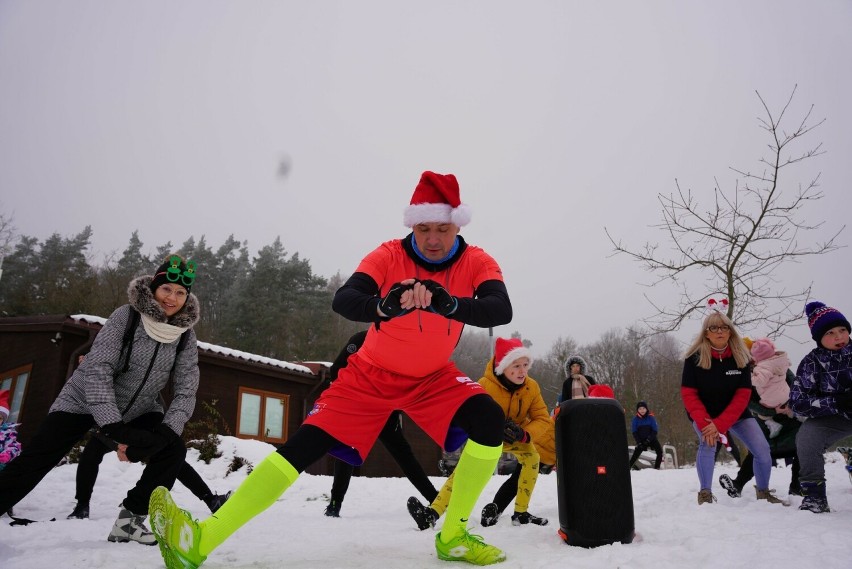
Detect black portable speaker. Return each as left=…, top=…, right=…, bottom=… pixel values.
left=555, top=398, right=635, bottom=547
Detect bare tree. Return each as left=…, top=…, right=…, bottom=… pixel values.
left=606, top=86, right=844, bottom=338
left=0, top=207, right=17, bottom=283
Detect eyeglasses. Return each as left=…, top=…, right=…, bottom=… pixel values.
left=164, top=255, right=196, bottom=287
left=707, top=325, right=731, bottom=333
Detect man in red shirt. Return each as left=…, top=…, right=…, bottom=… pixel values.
left=150, top=171, right=513, bottom=567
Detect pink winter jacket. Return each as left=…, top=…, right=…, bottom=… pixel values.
left=751, top=352, right=792, bottom=408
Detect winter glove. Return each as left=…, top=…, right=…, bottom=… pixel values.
left=378, top=282, right=414, bottom=318
left=503, top=420, right=529, bottom=444
left=100, top=421, right=159, bottom=448
left=835, top=391, right=852, bottom=411
left=124, top=424, right=180, bottom=463
left=419, top=279, right=458, bottom=317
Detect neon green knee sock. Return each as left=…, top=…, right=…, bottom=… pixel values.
left=439, top=440, right=501, bottom=543
left=199, top=452, right=298, bottom=555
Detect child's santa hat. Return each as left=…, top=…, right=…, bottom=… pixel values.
left=0, top=389, right=10, bottom=422
left=493, top=337, right=532, bottom=376
left=403, top=171, right=472, bottom=227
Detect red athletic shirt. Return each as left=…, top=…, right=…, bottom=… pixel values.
left=355, top=238, right=503, bottom=377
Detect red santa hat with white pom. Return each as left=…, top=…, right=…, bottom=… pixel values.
left=493, top=337, right=532, bottom=376
left=403, top=171, right=472, bottom=228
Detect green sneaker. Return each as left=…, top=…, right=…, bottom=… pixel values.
left=435, top=529, right=506, bottom=565
left=149, top=486, right=207, bottom=569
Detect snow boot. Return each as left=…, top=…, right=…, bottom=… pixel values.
left=407, top=496, right=438, bottom=530
left=510, top=511, right=548, bottom=526
left=697, top=489, right=716, bottom=505
left=799, top=481, right=830, bottom=513
left=480, top=502, right=501, bottom=527
left=67, top=502, right=90, bottom=519
left=719, top=474, right=741, bottom=498
left=202, top=491, right=231, bottom=514
left=107, top=507, right=157, bottom=545
left=755, top=488, right=789, bottom=506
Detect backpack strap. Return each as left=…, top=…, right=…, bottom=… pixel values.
left=120, top=308, right=141, bottom=374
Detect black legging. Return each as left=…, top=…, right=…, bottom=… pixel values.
left=278, top=394, right=504, bottom=474
left=0, top=411, right=186, bottom=515
left=734, top=450, right=800, bottom=490
left=329, top=410, right=438, bottom=505
left=629, top=439, right=664, bottom=469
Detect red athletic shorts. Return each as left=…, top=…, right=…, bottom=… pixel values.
left=302, top=352, right=486, bottom=465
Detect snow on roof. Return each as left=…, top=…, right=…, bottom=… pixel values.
left=70, top=314, right=314, bottom=375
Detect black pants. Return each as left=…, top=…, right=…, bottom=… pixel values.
left=629, top=439, right=664, bottom=469
left=715, top=439, right=742, bottom=466
left=278, top=393, right=504, bottom=474
left=75, top=414, right=211, bottom=505
left=0, top=411, right=186, bottom=515
left=329, top=410, right=438, bottom=505
left=734, top=450, right=800, bottom=490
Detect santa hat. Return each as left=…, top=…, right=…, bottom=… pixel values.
left=589, top=384, right=615, bottom=399
left=750, top=337, right=776, bottom=363
left=403, top=171, right=472, bottom=228
left=0, top=389, right=10, bottom=422
left=493, top=337, right=532, bottom=376
left=805, top=301, right=851, bottom=343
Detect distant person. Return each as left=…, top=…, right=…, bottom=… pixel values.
left=0, top=255, right=203, bottom=543
left=322, top=330, right=438, bottom=518
left=790, top=301, right=852, bottom=513
left=680, top=303, right=784, bottom=506
left=629, top=401, right=663, bottom=470
left=149, top=170, right=514, bottom=567
left=556, top=355, right=596, bottom=408
left=0, top=389, right=21, bottom=473
left=407, top=337, right=552, bottom=530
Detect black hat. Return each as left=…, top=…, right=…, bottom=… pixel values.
left=636, top=401, right=648, bottom=411
left=151, top=255, right=197, bottom=294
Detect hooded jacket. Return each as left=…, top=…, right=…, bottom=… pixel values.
left=478, top=358, right=554, bottom=462
left=558, top=355, right=597, bottom=404
left=751, top=351, right=792, bottom=409
left=50, top=276, right=200, bottom=436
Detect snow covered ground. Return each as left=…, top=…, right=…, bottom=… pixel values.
left=1, top=436, right=850, bottom=569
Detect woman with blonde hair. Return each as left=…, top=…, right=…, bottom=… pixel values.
left=680, top=305, right=785, bottom=506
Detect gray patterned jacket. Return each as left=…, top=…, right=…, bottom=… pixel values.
left=50, top=276, right=200, bottom=435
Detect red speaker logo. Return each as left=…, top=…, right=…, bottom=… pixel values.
left=596, top=466, right=607, bottom=475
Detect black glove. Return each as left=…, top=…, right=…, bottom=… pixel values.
left=419, top=279, right=458, bottom=316
left=124, top=424, right=180, bottom=463
left=100, top=421, right=159, bottom=448
left=378, top=282, right=414, bottom=318
left=835, top=391, right=852, bottom=411
left=503, top=420, right=529, bottom=444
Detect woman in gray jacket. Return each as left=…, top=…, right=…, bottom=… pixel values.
left=0, top=255, right=201, bottom=544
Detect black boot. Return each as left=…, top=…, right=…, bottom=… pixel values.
left=67, top=502, right=90, bottom=519
left=406, top=496, right=438, bottom=530
left=324, top=499, right=342, bottom=518
left=799, top=481, right=830, bottom=513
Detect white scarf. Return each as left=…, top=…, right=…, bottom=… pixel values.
left=140, top=313, right=186, bottom=343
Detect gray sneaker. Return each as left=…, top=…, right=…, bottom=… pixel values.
left=107, top=507, right=157, bottom=545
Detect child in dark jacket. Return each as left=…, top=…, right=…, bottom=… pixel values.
left=629, top=401, right=663, bottom=469
left=790, top=301, right=852, bottom=513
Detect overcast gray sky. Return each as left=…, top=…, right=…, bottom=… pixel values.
left=1, top=1, right=850, bottom=365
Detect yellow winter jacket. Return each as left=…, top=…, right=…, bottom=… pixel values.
left=479, top=359, right=556, bottom=465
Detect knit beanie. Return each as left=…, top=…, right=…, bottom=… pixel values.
left=150, top=255, right=197, bottom=294
left=403, top=171, right=472, bottom=227
left=750, top=338, right=776, bottom=363
left=493, top=337, right=532, bottom=376
left=0, top=389, right=10, bottom=422
left=588, top=384, right=615, bottom=399
left=805, top=301, right=850, bottom=343
left=636, top=400, right=648, bottom=411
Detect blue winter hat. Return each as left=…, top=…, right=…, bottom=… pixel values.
left=805, top=301, right=850, bottom=343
